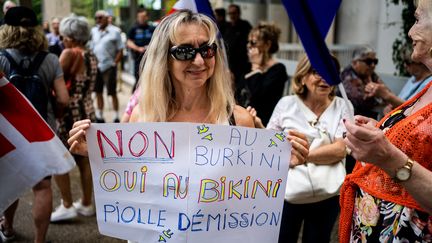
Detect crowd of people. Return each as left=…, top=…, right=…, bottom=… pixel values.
left=1, top=1, right=431, bottom=243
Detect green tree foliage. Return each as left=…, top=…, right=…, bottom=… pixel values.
left=33, top=0, right=42, bottom=23
left=389, top=0, right=416, bottom=76
left=71, top=0, right=94, bottom=20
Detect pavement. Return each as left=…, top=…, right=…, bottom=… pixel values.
left=4, top=72, right=339, bottom=243
left=7, top=166, right=125, bottom=243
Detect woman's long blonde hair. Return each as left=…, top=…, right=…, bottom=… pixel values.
left=137, top=10, right=234, bottom=123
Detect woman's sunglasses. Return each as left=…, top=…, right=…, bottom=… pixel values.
left=404, top=59, right=418, bottom=66
left=247, top=40, right=258, bottom=47
left=310, top=69, right=323, bottom=79
left=169, top=43, right=217, bottom=61
left=360, top=58, right=379, bottom=66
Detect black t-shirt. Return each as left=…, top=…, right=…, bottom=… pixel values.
left=224, top=19, right=252, bottom=83
left=127, top=23, right=155, bottom=59
left=243, top=63, right=288, bottom=126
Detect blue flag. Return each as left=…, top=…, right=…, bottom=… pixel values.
left=196, top=0, right=215, bottom=19
left=281, top=0, right=342, bottom=85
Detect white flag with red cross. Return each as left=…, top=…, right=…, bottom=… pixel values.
left=0, top=75, right=75, bottom=212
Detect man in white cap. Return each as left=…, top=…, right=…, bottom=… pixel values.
left=90, top=10, right=124, bottom=123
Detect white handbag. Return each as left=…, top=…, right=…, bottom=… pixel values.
left=285, top=99, right=346, bottom=204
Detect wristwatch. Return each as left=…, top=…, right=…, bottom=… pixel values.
left=394, top=158, right=414, bottom=182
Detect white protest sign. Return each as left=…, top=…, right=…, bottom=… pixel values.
left=87, top=122, right=291, bottom=243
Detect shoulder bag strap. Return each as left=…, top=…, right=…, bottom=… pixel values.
left=29, top=51, right=48, bottom=73
left=0, top=50, right=21, bottom=71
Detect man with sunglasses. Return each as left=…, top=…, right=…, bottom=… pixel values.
left=339, top=45, right=387, bottom=120
left=90, top=10, right=124, bottom=123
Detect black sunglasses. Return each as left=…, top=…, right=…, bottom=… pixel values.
left=170, top=43, right=217, bottom=61
left=247, top=40, right=258, bottom=47
left=404, top=60, right=414, bottom=65
left=310, top=69, right=322, bottom=78
left=360, top=58, right=379, bottom=66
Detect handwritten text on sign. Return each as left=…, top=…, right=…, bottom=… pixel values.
left=87, top=122, right=291, bottom=243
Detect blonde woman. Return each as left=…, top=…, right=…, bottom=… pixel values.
left=69, top=12, right=309, bottom=243
left=68, top=10, right=309, bottom=169
left=260, top=55, right=352, bottom=243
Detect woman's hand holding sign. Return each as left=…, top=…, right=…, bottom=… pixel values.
left=246, top=106, right=309, bottom=168
left=68, top=119, right=91, bottom=157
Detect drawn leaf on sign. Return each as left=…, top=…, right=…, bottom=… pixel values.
left=202, top=133, right=213, bottom=141
left=268, top=139, right=277, bottom=147
left=275, top=132, right=285, bottom=142
left=197, top=124, right=209, bottom=134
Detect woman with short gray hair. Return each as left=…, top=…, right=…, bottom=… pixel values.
left=351, top=45, right=375, bottom=61
left=51, top=15, right=99, bottom=222
left=59, top=16, right=90, bottom=45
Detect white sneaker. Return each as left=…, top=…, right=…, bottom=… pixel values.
left=73, top=199, right=95, bottom=216
left=50, top=202, right=78, bottom=222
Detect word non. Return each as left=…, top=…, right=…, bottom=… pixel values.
left=96, top=129, right=175, bottom=161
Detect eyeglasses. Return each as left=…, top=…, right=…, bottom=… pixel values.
left=404, top=60, right=415, bottom=65
left=170, top=43, right=217, bottom=61
left=247, top=40, right=258, bottom=47
left=95, top=16, right=104, bottom=20
left=310, top=69, right=323, bottom=79
left=359, top=58, right=379, bottom=66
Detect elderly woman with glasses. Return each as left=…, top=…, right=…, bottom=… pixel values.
left=250, top=54, right=353, bottom=243
left=67, top=10, right=309, bottom=187
left=340, top=45, right=387, bottom=120
left=339, top=0, right=432, bottom=242
left=239, top=22, right=288, bottom=127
